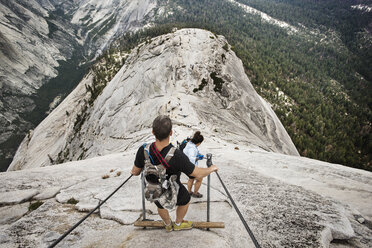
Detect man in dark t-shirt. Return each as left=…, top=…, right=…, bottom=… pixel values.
left=131, top=115, right=218, bottom=232
left=134, top=143, right=195, bottom=208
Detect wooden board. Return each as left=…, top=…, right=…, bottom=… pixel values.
left=134, top=220, right=224, bottom=229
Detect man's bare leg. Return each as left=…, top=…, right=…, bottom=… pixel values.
left=175, top=202, right=190, bottom=224
left=158, top=208, right=171, bottom=225
left=187, top=179, right=194, bottom=193
left=194, top=178, right=203, bottom=193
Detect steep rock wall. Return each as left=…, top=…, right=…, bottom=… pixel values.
left=9, top=28, right=298, bottom=171
left=0, top=0, right=157, bottom=171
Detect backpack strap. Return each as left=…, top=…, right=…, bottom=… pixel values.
left=164, top=147, right=176, bottom=164
left=151, top=143, right=175, bottom=169
left=143, top=143, right=154, bottom=164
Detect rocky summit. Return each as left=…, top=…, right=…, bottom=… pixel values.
left=1, top=29, right=372, bottom=248
left=9, top=29, right=298, bottom=171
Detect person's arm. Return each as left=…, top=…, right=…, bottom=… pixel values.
left=190, top=165, right=218, bottom=178
left=176, top=149, right=217, bottom=178
left=132, top=145, right=145, bottom=176
left=131, top=165, right=142, bottom=176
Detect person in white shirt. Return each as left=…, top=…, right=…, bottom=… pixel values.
left=183, top=131, right=205, bottom=198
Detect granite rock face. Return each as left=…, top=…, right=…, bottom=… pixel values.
left=0, top=0, right=76, bottom=169
left=0, top=0, right=157, bottom=171
left=70, top=0, right=157, bottom=57
left=1, top=149, right=372, bottom=247
left=9, top=28, right=298, bottom=171
left=3, top=27, right=371, bottom=248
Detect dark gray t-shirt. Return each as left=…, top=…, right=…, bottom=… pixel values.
left=134, top=143, right=195, bottom=185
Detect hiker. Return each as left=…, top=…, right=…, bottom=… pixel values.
left=178, top=137, right=191, bottom=151
left=131, top=115, right=218, bottom=231
left=183, top=131, right=205, bottom=198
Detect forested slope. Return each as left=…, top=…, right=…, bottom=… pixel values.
left=105, top=0, right=372, bottom=170
left=152, top=0, right=372, bottom=170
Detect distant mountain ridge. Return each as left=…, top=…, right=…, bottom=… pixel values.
left=0, top=0, right=157, bottom=171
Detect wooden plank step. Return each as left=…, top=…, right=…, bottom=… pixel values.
left=134, top=220, right=225, bottom=229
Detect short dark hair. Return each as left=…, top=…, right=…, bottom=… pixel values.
left=191, top=131, right=204, bottom=144
left=152, top=115, right=172, bottom=141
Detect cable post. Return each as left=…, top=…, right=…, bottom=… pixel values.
left=141, top=172, right=146, bottom=221
left=206, top=153, right=212, bottom=230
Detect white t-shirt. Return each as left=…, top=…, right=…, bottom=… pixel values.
left=183, top=142, right=199, bottom=166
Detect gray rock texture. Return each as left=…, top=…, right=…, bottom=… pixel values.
left=0, top=0, right=78, bottom=154
left=0, top=190, right=39, bottom=206
left=0, top=0, right=157, bottom=170
left=9, top=28, right=298, bottom=171
left=0, top=203, right=29, bottom=225
left=70, top=0, right=157, bottom=56
left=1, top=150, right=372, bottom=247
left=2, top=28, right=371, bottom=248
left=8, top=72, right=95, bottom=170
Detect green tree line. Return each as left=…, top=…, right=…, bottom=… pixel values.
left=103, top=0, right=371, bottom=170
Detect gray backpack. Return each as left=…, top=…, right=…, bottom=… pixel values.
left=143, top=143, right=179, bottom=210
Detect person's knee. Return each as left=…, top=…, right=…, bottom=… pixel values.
left=196, top=178, right=203, bottom=182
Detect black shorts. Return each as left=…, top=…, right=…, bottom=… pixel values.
left=155, top=183, right=190, bottom=209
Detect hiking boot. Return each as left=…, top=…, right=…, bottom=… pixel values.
left=165, top=223, right=173, bottom=232
left=164, top=220, right=173, bottom=232
left=192, top=192, right=203, bottom=198
left=173, top=220, right=193, bottom=231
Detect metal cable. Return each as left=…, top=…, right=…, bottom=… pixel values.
left=215, top=172, right=261, bottom=248
left=48, top=169, right=259, bottom=247
left=48, top=174, right=133, bottom=248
